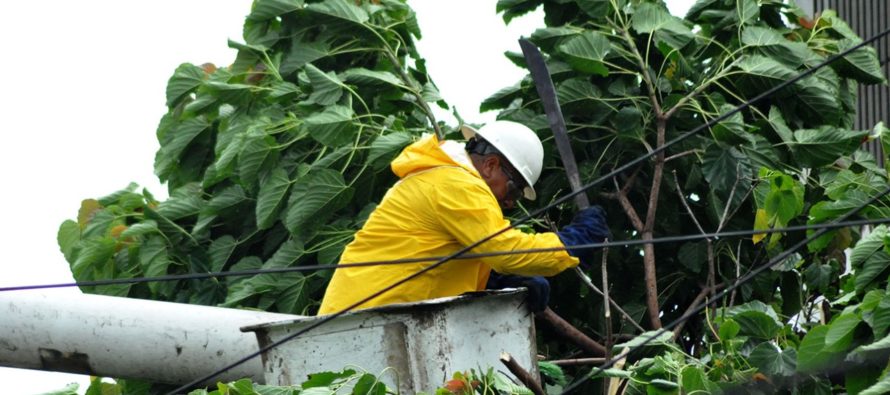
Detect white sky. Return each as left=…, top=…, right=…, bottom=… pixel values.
left=0, top=1, right=692, bottom=393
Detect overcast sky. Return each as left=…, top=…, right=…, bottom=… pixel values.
left=0, top=1, right=692, bottom=393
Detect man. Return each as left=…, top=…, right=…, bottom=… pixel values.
left=317, top=121, right=608, bottom=315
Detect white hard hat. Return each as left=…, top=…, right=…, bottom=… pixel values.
left=461, top=121, right=544, bottom=200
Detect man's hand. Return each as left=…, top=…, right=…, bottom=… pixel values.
left=486, top=273, right=551, bottom=312
left=556, top=206, right=609, bottom=259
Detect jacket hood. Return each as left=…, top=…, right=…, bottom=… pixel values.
left=391, top=134, right=479, bottom=179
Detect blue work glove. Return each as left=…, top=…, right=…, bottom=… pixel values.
left=556, top=206, right=610, bottom=258
left=486, top=272, right=551, bottom=313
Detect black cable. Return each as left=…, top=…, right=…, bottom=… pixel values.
left=169, top=26, right=890, bottom=394
left=559, top=184, right=890, bottom=394
left=5, top=217, right=888, bottom=293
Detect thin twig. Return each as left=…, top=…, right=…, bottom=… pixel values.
left=546, top=357, right=607, bottom=366
left=601, top=241, right=613, bottom=395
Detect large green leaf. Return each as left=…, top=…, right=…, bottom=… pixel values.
left=281, top=40, right=332, bottom=75
left=208, top=235, right=237, bottom=273
left=832, top=38, right=887, bottom=85
left=797, top=325, right=844, bottom=372
left=305, top=64, right=344, bottom=106
left=749, top=342, right=797, bottom=377
left=305, top=0, right=369, bottom=24
left=304, top=105, right=357, bottom=147
left=765, top=106, right=794, bottom=144
left=733, top=55, right=798, bottom=92
left=632, top=2, right=693, bottom=51
left=71, top=238, right=116, bottom=280
left=711, top=104, right=749, bottom=145
left=558, top=31, right=611, bottom=76
left=264, top=238, right=307, bottom=269
left=764, top=173, right=804, bottom=226
left=851, top=226, right=890, bottom=293
left=165, top=63, right=205, bottom=107
left=139, top=236, right=170, bottom=294
left=285, top=169, right=353, bottom=236
left=824, top=313, right=862, bottom=352
left=792, top=75, right=842, bottom=125
left=367, top=132, right=412, bottom=170
left=207, top=185, right=247, bottom=213
left=256, top=168, right=292, bottom=230
left=340, top=68, right=403, bottom=88
left=741, top=26, right=811, bottom=68
left=701, top=144, right=749, bottom=197
left=154, top=117, right=212, bottom=179
left=722, top=301, right=782, bottom=339
left=790, top=126, right=868, bottom=168
left=57, top=220, right=81, bottom=263
left=248, top=0, right=304, bottom=21
left=860, top=373, right=890, bottom=395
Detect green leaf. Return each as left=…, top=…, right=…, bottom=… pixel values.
left=846, top=365, right=883, bottom=395
left=305, top=0, right=369, bottom=24
left=58, top=220, right=81, bottom=263
left=749, top=342, right=797, bottom=377
left=632, top=3, right=693, bottom=51
left=264, top=238, right=307, bottom=269
left=155, top=117, right=212, bottom=179
left=790, top=126, right=868, bottom=168
left=341, top=68, right=403, bottom=88
left=239, top=135, right=277, bottom=189
left=804, top=263, right=834, bottom=293
left=302, top=370, right=357, bottom=389
left=538, top=361, right=567, bottom=387
left=208, top=235, right=237, bottom=272
left=166, top=63, right=205, bottom=107
left=155, top=194, right=203, bottom=221
left=797, top=325, right=841, bottom=372
left=723, top=301, right=782, bottom=339
left=120, top=221, right=159, bottom=239
left=282, top=40, right=332, bottom=75
left=558, top=31, right=611, bottom=76
left=256, top=168, right=292, bottom=230
left=614, top=330, right=673, bottom=348
left=766, top=106, right=794, bottom=144
left=832, top=38, right=886, bottom=84
left=741, top=26, right=810, bottom=68
left=285, top=169, right=352, bottom=236
left=305, top=63, right=344, bottom=105
left=276, top=274, right=310, bottom=314
left=765, top=174, right=804, bottom=226
left=851, top=226, right=890, bottom=293
left=719, top=319, right=740, bottom=341
left=71, top=238, right=116, bottom=280
left=734, top=55, right=798, bottom=92
left=825, top=313, right=862, bottom=352
left=677, top=242, right=706, bottom=274
left=207, top=185, right=247, bottom=213
left=351, top=373, right=386, bottom=395
left=792, top=75, right=842, bottom=125
left=701, top=144, right=748, bottom=196
left=680, top=365, right=721, bottom=394
left=367, top=132, right=412, bottom=170
left=248, top=0, right=303, bottom=21
left=860, top=373, right=890, bottom=395
left=139, top=237, right=170, bottom=294
left=711, top=104, right=749, bottom=145
left=304, top=105, right=356, bottom=147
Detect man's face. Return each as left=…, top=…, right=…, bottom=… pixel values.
left=478, top=155, right=524, bottom=209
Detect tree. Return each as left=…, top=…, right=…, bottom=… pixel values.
left=59, top=0, right=890, bottom=393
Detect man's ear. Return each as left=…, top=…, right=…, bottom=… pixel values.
left=480, top=155, right=500, bottom=178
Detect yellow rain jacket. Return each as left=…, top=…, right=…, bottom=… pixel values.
left=317, top=134, right=577, bottom=315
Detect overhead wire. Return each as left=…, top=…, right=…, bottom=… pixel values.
left=4, top=217, right=890, bottom=293
left=164, top=23, right=890, bottom=393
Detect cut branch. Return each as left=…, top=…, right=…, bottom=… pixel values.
left=500, top=352, right=546, bottom=395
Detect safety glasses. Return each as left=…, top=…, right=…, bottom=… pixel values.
left=500, top=163, right=525, bottom=202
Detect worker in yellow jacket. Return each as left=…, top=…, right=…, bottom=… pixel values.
left=318, top=121, right=608, bottom=315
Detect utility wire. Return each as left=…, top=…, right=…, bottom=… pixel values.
left=170, top=26, right=890, bottom=394
left=559, top=184, right=890, bottom=394
left=4, top=217, right=889, bottom=293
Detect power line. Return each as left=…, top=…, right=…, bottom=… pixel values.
left=4, top=217, right=888, bottom=293
left=559, top=184, right=890, bottom=394
left=169, top=25, right=890, bottom=394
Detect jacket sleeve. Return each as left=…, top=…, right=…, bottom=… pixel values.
left=432, top=177, right=578, bottom=277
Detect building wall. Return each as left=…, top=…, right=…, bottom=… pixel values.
left=797, top=0, right=889, bottom=163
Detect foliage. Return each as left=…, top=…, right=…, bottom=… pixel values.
left=58, top=0, right=447, bottom=313
left=56, top=0, right=890, bottom=393
left=489, top=0, right=889, bottom=392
